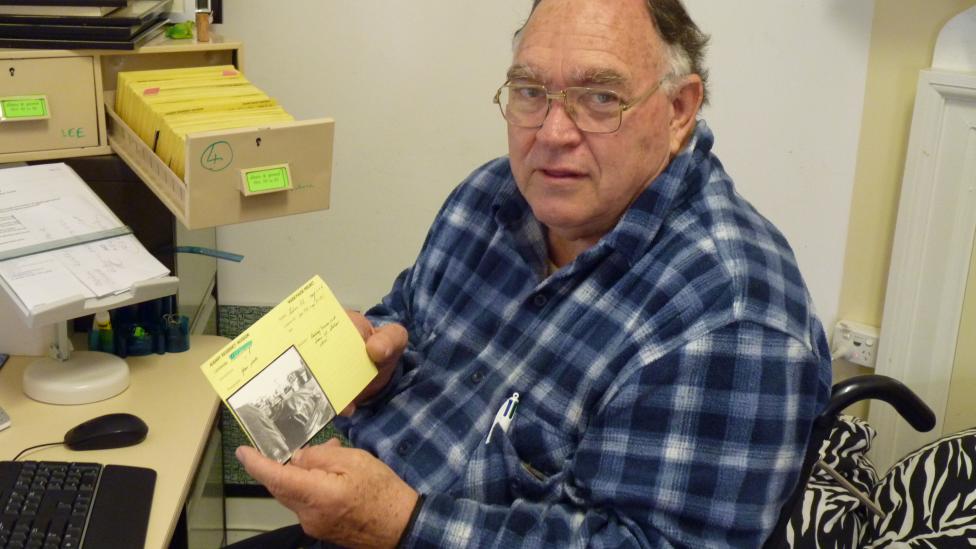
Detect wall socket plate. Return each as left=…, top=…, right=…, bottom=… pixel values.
left=832, top=320, right=880, bottom=368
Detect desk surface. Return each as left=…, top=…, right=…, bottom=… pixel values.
left=0, top=335, right=228, bottom=549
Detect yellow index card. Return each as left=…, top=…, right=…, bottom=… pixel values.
left=200, top=275, right=377, bottom=462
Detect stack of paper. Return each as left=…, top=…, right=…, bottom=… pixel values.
left=0, top=163, right=170, bottom=316
left=115, top=66, right=294, bottom=178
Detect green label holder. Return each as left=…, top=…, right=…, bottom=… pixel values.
left=240, top=164, right=293, bottom=196
left=0, top=95, right=50, bottom=122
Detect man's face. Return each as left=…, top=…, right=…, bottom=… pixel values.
left=508, top=0, right=685, bottom=247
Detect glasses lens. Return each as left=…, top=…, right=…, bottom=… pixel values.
left=495, top=84, right=624, bottom=133
left=498, top=84, right=547, bottom=128
left=568, top=88, right=622, bottom=133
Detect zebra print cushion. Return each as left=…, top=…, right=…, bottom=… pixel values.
left=787, top=415, right=878, bottom=548
left=865, top=427, right=976, bottom=547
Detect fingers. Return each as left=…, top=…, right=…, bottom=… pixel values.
left=346, top=309, right=374, bottom=341
left=365, top=322, right=408, bottom=366
left=341, top=314, right=408, bottom=406
left=290, top=439, right=350, bottom=470
left=355, top=323, right=407, bottom=404
left=238, top=442, right=419, bottom=548
left=344, top=310, right=407, bottom=367
left=236, top=446, right=312, bottom=508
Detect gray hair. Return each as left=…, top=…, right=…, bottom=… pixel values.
left=515, top=0, right=710, bottom=104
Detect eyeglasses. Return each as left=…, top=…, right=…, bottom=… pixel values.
left=492, top=79, right=664, bottom=134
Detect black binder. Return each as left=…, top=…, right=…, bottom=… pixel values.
left=0, top=15, right=164, bottom=48
left=0, top=0, right=168, bottom=26
left=0, top=15, right=157, bottom=39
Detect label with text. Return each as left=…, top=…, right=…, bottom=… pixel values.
left=0, top=96, right=49, bottom=121
left=242, top=164, right=292, bottom=195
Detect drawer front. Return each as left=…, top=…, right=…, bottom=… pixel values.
left=0, top=56, right=99, bottom=154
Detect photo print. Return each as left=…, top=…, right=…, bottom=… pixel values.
left=228, top=345, right=336, bottom=462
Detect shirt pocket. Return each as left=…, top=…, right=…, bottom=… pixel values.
left=496, top=415, right=576, bottom=502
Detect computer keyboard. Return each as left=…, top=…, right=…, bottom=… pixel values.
left=0, top=461, right=155, bottom=549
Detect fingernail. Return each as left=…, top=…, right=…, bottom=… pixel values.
left=235, top=447, right=246, bottom=463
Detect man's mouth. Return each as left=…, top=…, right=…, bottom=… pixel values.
left=539, top=168, right=585, bottom=179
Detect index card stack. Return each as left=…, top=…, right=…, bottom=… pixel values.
left=115, top=65, right=294, bottom=178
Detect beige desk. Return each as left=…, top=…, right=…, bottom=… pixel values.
left=0, top=335, right=229, bottom=549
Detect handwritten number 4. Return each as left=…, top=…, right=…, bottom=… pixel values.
left=206, top=147, right=223, bottom=166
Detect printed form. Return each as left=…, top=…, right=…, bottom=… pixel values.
left=0, top=163, right=169, bottom=315
left=201, top=276, right=377, bottom=463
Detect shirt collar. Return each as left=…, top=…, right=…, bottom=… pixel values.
left=603, top=120, right=714, bottom=265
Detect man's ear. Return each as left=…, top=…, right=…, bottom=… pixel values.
left=668, top=74, right=704, bottom=156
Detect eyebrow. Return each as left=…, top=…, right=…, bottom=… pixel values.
left=576, top=68, right=627, bottom=87
left=507, top=64, right=542, bottom=82
left=506, top=64, right=627, bottom=88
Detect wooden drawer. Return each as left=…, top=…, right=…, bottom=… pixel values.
left=106, top=93, right=333, bottom=230
left=0, top=56, right=100, bottom=154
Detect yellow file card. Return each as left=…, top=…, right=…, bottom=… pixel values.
left=200, top=275, right=377, bottom=462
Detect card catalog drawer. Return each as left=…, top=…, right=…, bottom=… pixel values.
left=0, top=56, right=100, bottom=154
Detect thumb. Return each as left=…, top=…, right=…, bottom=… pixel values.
left=346, top=309, right=375, bottom=341
left=366, top=322, right=408, bottom=366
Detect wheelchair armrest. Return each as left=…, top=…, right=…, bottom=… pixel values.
left=818, top=374, right=936, bottom=432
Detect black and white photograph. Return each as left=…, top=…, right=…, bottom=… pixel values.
left=228, top=345, right=336, bottom=463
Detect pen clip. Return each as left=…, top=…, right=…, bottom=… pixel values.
left=485, top=392, right=520, bottom=445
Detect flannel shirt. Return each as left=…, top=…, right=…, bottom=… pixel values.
left=341, top=121, right=832, bottom=548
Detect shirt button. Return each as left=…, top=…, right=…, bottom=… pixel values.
left=396, top=439, right=414, bottom=456
left=532, top=293, right=548, bottom=308
left=469, top=370, right=485, bottom=384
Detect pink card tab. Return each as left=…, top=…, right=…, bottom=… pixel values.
left=223, top=70, right=238, bottom=76
left=143, top=87, right=160, bottom=95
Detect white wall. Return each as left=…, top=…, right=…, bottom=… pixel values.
left=685, top=0, right=873, bottom=330
left=215, top=1, right=527, bottom=309
left=215, top=0, right=874, bottom=329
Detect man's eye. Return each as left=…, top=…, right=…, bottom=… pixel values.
left=583, top=91, right=619, bottom=108
left=513, top=86, right=545, bottom=100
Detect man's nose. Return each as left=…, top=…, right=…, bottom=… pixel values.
left=536, top=99, right=583, bottom=145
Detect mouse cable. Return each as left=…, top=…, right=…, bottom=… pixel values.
left=11, top=441, right=63, bottom=462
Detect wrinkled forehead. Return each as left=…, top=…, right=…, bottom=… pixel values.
left=514, top=0, right=664, bottom=85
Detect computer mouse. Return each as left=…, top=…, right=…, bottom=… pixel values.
left=63, top=413, right=148, bottom=451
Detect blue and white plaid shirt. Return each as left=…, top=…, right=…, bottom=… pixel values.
left=341, top=121, right=832, bottom=548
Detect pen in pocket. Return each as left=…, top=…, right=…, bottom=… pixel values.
left=486, top=392, right=520, bottom=444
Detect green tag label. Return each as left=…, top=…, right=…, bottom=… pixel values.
left=245, top=167, right=290, bottom=193
left=230, top=340, right=252, bottom=360
left=1, top=97, right=48, bottom=119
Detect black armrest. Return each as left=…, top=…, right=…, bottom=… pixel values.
left=818, top=374, right=935, bottom=432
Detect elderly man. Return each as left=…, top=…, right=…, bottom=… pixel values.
left=234, top=0, right=832, bottom=546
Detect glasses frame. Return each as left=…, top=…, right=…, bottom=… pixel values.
left=492, top=78, right=664, bottom=134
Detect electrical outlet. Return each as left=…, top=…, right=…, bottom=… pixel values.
left=832, top=320, right=880, bottom=368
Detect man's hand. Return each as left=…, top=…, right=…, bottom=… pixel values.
left=237, top=440, right=419, bottom=548
left=345, top=310, right=408, bottom=414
